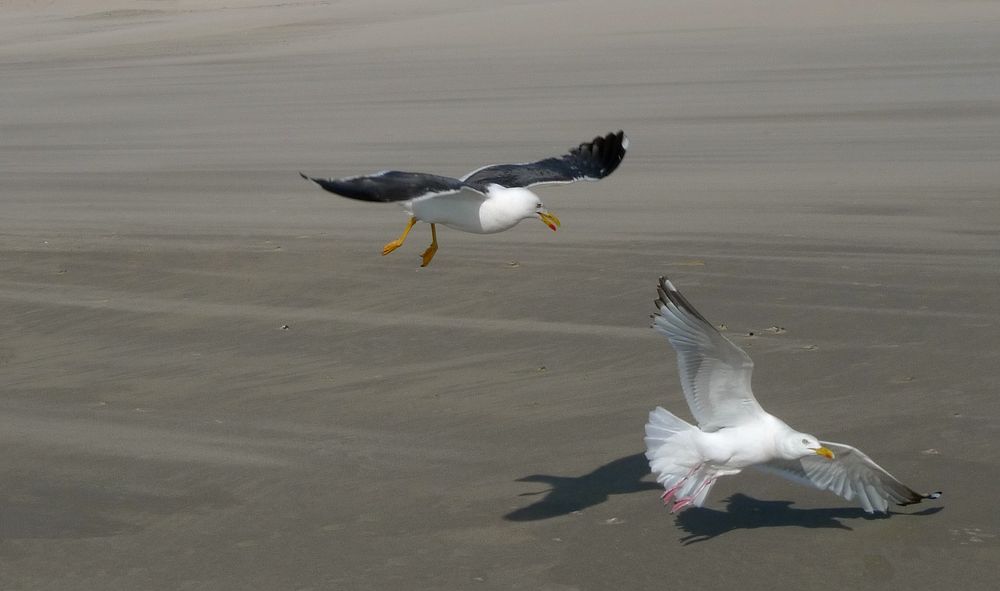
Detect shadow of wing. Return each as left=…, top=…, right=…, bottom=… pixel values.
left=675, top=494, right=943, bottom=545
left=505, top=453, right=660, bottom=521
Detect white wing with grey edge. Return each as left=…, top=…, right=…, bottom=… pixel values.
left=756, top=441, right=942, bottom=513
left=652, top=276, right=766, bottom=431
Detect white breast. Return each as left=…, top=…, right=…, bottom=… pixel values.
left=408, top=193, right=490, bottom=233
left=407, top=186, right=536, bottom=234
left=697, top=421, right=783, bottom=470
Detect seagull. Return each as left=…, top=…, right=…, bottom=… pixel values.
left=644, top=277, right=941, bottom=514
left=299, top=131, right=628, bottom=266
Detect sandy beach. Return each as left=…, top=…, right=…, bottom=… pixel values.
left=2, top=1, right=999, bottom=589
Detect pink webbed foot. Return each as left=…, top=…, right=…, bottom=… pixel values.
left=670, top=497, right=694, bottom=513
left=659, top=465, right=702, bottom=508
left=661, top=483, right=683, bottom=505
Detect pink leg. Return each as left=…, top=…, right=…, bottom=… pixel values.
left=661, top=482, right=683, bottom=505
left=668, top=475, right=716, bottom=514
left=660, top=465, right=701, bottom=507
left=691, top=476, right=716, bottom=499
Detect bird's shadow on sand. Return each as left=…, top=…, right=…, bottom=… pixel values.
left=504, top=453, right=660, bottom=522
left=505, top=454, right=942, bottom=545
left=675, top=494, right=943, bottom=545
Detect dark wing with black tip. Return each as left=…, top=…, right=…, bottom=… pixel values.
left=299, top=171, right=470, bottom=203
left=460, top=131, right=628, bottom=191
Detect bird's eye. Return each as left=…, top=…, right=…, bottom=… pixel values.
left=536, top=203, right=542, bottom=209
left=801, top=438, right=809, bottom=445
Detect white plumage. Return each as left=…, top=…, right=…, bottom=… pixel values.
left=644, top=277, right=940, bottom=514
left=406, top=186, right=542, bottom=234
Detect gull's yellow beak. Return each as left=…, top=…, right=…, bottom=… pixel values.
left=538, top=210, right=561, bottom=232
left=814, top=447, right=835, bottom=460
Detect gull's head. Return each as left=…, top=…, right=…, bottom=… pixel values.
left=784, top=433, right=835, bottom=461
left=488, top=185, right=561, bottom=232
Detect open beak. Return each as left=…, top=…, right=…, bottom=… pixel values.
left=538, top=210, right=561, bottom=232
left=813, top=447, right=835, bottom=460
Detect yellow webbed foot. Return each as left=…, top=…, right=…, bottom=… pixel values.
left=382, top=217, right=418, bottom=256
left=382, top=240, right=403, bottom=256
left=420, top=243, right=438, bottom=267
left=419, top=223, right=439, bottom=267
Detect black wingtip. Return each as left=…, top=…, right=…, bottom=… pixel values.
left=894, top=489, right=943, bottom=507
left=575, top=130, right=628, bottom=179
left=653, top=275, right=712, bottom=324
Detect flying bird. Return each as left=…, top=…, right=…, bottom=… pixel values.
left=300, top=131, right=628, bottom=266
left=644, top=277, right=941, bottom=514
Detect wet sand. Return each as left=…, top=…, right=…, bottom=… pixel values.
left=2, top=1, right=999, bottom=589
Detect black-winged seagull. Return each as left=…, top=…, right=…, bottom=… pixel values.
left=300, top=131, right=628, bottom=266
left=645, top=277, right=941, bottom=514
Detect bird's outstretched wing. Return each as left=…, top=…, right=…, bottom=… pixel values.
left=652, top=277, right=765, bottom=431
left=299, top=171, right=469, bottom=203
left=756, top=441, right=941, bottom=513
left=460, top=131, right=628, bottom=191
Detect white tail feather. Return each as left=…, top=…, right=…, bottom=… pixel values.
left=644, top=407, right=694, bottom=444
left=644, top=407, right=720, bottom=509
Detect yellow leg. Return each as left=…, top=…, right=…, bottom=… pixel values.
left=382, top=217, right=418, bottom=256
left=420, top=223, right=439, bottom=267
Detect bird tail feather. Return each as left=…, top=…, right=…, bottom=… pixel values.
left=644, top=406, right=694, bottom=443
left=644, top=407, right=717, bottom=509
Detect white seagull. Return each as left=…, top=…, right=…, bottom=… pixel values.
left=300, top=131, right=628, bottom=266
left=645, top=277, right=941, bottom=514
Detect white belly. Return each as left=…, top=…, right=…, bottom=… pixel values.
left=406, top=196, right=478, bottom=233
left=406, top=189, right=528, bottom=234
left=697, top=423, right=779, bottom=470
